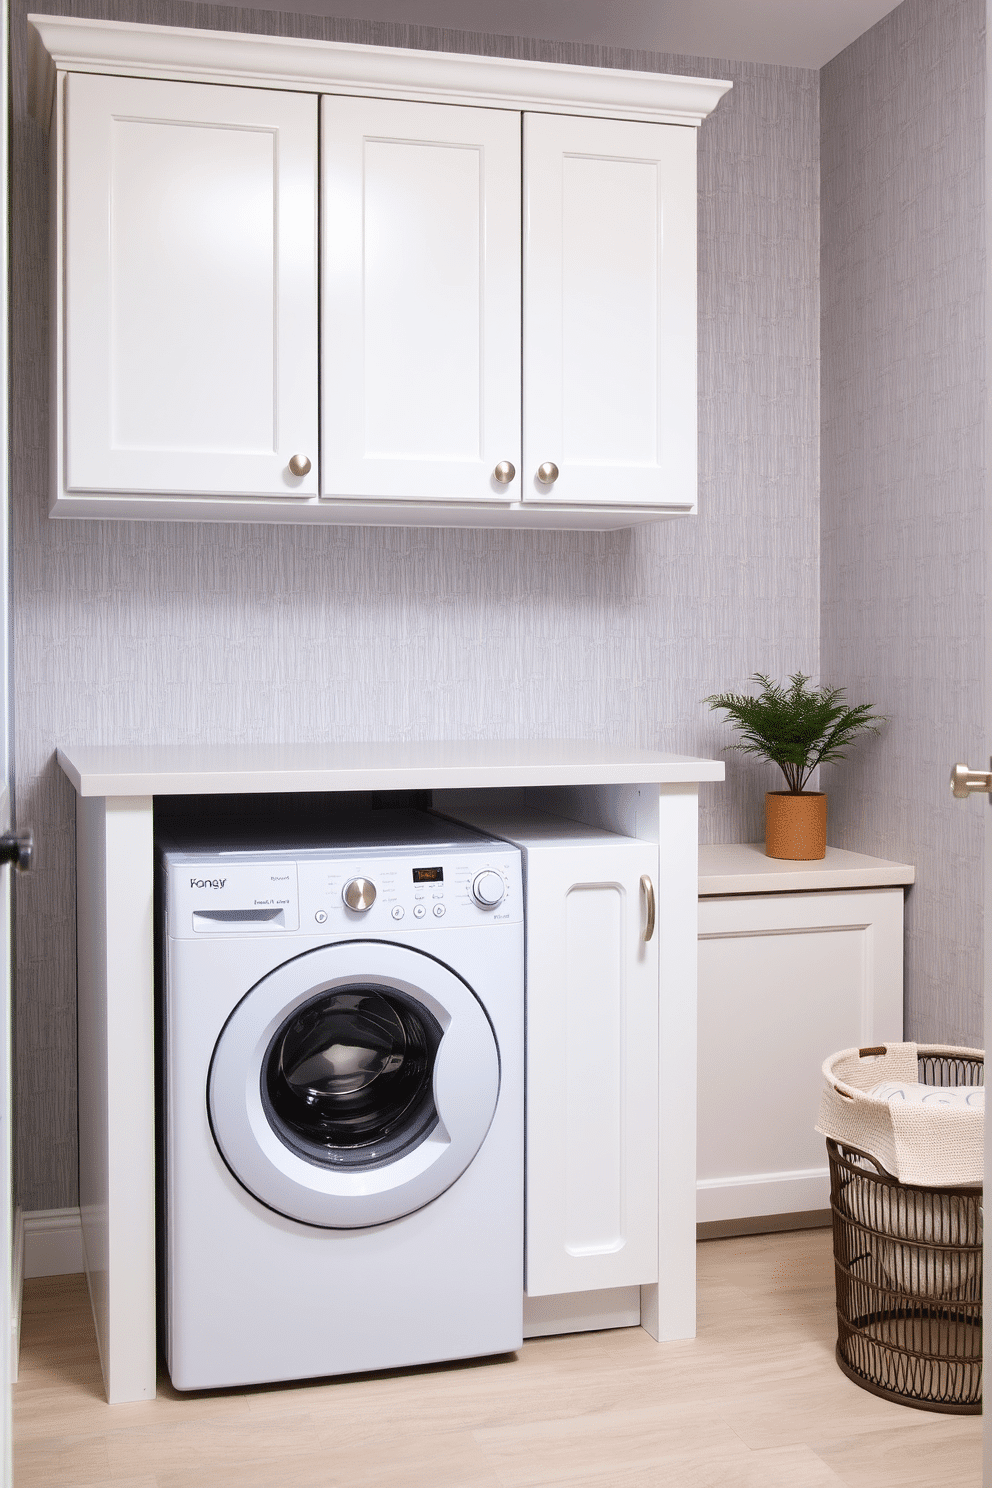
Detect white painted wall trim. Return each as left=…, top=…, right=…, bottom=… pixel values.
left=23, top=1207, right=83, bottom=1279
left=696, top=1167, right=830, bottom=1224
left=10, top=1209, right=21, bottom=1385
left=523, top=1286, right=640, bottom=1339
left=28, top=14, right=732, bottom=133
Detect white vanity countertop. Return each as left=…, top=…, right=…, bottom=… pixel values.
left=57, top=739, right=725, bottom=798
left=699, top=842, right=915, bottom=895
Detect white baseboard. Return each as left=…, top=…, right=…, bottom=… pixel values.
left=523, top=1286, right=641, bottom=1339
left=696, top=1167, right=830, bottom=1224
left=10, top=1208, right=23, bottom=1385
left=23, top=1207, right=83, bottom=1280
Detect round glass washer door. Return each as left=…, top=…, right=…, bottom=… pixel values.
left=208, top=939, right=500, bottom=1228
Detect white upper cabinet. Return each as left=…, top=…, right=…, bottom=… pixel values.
left=321, top=96, right=521, bottom=504
left=523, top=114, right=697, bottom=509
left=31, top=16, right=730, bottom=529
left=61, top=73, right=319, bottom=499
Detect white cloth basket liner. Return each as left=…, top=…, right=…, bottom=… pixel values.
left=816, top=1042, right=984, bottom=1187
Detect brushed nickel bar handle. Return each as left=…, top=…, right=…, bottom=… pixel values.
left=950, top=762, right=992, bottom=798
left=641, top=874, right=655, bottom=942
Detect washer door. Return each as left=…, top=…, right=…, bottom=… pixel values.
left=208, top=940, right=500, bottom=1228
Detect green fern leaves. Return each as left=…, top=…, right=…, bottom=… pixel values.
left=704, top=673, right=885, bottom=794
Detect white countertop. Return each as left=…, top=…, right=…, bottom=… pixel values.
left=698, top=842, right=915, bottom=895
left=56, top=739, right=725, bottom=798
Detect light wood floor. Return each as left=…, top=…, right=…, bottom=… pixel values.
left=13, top=1228, right=983, bottom=1487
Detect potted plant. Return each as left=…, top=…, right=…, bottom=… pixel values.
left=704, top=673, right=886, bottom=860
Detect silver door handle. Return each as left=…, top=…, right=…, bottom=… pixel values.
left=641, top=874, right=655, bottom=942
left=950, top=763, right=992, bottom=798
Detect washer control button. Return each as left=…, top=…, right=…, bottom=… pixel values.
left=314, top=910, right=328, bottom=925
left=391, top=906, right=405, bottom=920
left=433, top=903, right=446, bottom=918
left=413, top=904, right=427, bottom=919
left=472, top=870, right=505, bottom=908
left=343, top=877, right=376, bottom=912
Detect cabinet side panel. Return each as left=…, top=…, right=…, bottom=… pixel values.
left=76, top=795, right=110, bottom=1393
left=103, top=797, right=156, bottom=1403
left=76, top=796, right=157, bottom=1402
left=640, top=785, right=697, bottom=1341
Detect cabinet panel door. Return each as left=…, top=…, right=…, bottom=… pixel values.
left=63, top=74, right=318, bottom=498
left=523, top=113, right=696, bottom=509
left=321, top=95, right=521, bottom=503
left=696, top=888, right=904, bottom=1224
left=525, top=840, right=659, bottom=1297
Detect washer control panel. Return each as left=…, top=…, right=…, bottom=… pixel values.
left=298, top=847, right=521, bottom=931
left=166, top=842, right=521, bottom=937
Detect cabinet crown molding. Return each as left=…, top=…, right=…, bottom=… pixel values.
left=28, top=13, right=732, bottom=132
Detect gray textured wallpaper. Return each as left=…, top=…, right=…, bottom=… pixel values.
left=12, top=2, right=819, bottom=1208
left=820, top=0, right=986, bottom=1049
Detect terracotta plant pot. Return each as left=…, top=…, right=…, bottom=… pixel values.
left=764, top=791, right=827, bottom=860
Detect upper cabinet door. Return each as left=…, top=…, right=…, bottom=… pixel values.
left=321, top=96, right=521, bottom=503
left=63, top=74, right=318, bottom=498
left=523, top=113, right=697, bottom=509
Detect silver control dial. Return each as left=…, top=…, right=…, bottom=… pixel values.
left=472, top=870, right=505, bottom=908
left=343, top=877, right=377, bottom=911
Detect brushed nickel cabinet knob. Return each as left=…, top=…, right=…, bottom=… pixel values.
left=288, top=453, right=312, bottom=477
left=537, top=461, right=559, bottom=484
left=493, top=461, right=516, bottom=485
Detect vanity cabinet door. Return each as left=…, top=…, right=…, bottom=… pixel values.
left=697, top=887, right=905, bottom=1226
left=321, top=95, right=521, bottom=503
left=524, top=839, right=660, bottom=1298
left=62, top=73, right=318, bottom=499
left=523, top=112, right=697, bottom=510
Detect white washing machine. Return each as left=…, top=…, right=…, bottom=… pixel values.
left=158, top=809, right=523, bottom=1391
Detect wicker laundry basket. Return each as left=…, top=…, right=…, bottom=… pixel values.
left=825, top=1047, right=983, bottom=1414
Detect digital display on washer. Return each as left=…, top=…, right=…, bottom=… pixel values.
left=412, top=866, right=443, bottom=883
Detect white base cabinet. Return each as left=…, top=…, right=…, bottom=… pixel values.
left=443, top=808, right=659, bottom=1298
left=696, top=846, right=914, bottom=1228
left=60, top=742, right=722, bottom=1401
